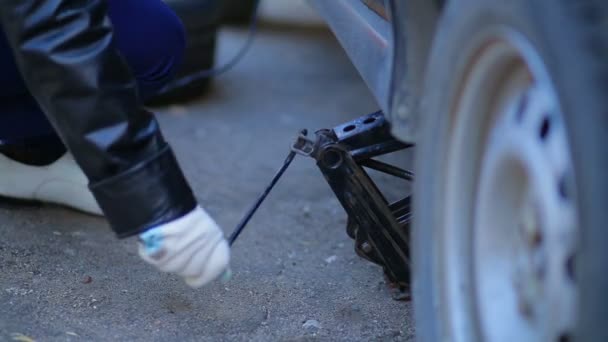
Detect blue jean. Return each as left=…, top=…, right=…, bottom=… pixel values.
left=0, top=0, right=186, bottom=144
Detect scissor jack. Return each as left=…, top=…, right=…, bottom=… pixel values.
left=229, top=111, right=413, bottom=299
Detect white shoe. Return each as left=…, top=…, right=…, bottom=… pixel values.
left=0, top=152, right=102, bottom=215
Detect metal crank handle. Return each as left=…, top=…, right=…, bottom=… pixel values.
left=228, top=148, right=298, bottom=246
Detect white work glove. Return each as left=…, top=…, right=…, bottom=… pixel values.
left=138, top=206, right=231, bottom=288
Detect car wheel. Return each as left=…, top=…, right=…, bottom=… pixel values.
left=412, top=0, right=608, bottom=341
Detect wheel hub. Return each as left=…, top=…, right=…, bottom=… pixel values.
left=441, top=31, right=579, bottom=341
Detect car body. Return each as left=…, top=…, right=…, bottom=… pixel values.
left=308, top=0, right=441, bottom=142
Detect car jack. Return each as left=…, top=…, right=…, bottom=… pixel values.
left=291, top=111, right=413, bottom=299
left=229, top=111, right=413, bottom=300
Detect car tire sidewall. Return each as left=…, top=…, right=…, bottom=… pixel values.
left=413, top=0, right=608, bottom=341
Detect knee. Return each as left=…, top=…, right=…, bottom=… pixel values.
left=108, top=0, right=187, bottom=98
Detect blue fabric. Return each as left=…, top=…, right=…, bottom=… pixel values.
left=0, top=0, right=186, bottom=144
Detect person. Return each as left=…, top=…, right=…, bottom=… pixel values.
left=0, top=0, right=230, bottom=287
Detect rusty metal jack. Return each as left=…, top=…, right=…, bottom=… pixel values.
left=229, top=111, right=413, bottom=300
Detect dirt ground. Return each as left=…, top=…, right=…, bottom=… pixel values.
left=0, top=25, right=414, bottom=341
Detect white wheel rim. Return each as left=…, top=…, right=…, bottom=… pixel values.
left=438, top=30, right=579, bottom=342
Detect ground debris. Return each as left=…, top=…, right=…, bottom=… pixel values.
left=10, top=333, right=35, bottom=342
left=324, top=255, right=337, bottom=264
left=302, top=319, right=321, bottom=331
left=302, top=205, right=311, bottom=217
left=5, top=288, right=33, bottom=296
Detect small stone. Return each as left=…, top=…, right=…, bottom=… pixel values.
left=82, top=276, right=92, bottom=284
left=302, top=205, right=311, bottom=217
left=303, top=319, right=321, bottom=331
left=324, top=255, right=337, bottom=264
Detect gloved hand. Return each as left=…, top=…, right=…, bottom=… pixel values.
left=138, top=206, right=231, bottom=288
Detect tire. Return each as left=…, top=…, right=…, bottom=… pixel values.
left=147, top=0, right=221, bottom=105
left=413, top=0, right=608, bottom=341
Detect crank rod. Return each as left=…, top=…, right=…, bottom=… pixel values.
left=228, top=149, right=297, bottom=246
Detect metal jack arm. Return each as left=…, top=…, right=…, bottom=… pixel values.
left=292, top=111, right=413, bottom=296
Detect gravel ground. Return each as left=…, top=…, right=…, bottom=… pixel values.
left=0, top=25, right=414, bottom=341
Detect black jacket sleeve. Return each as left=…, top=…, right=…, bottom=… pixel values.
left=0, top=0, right=197, bottom=238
